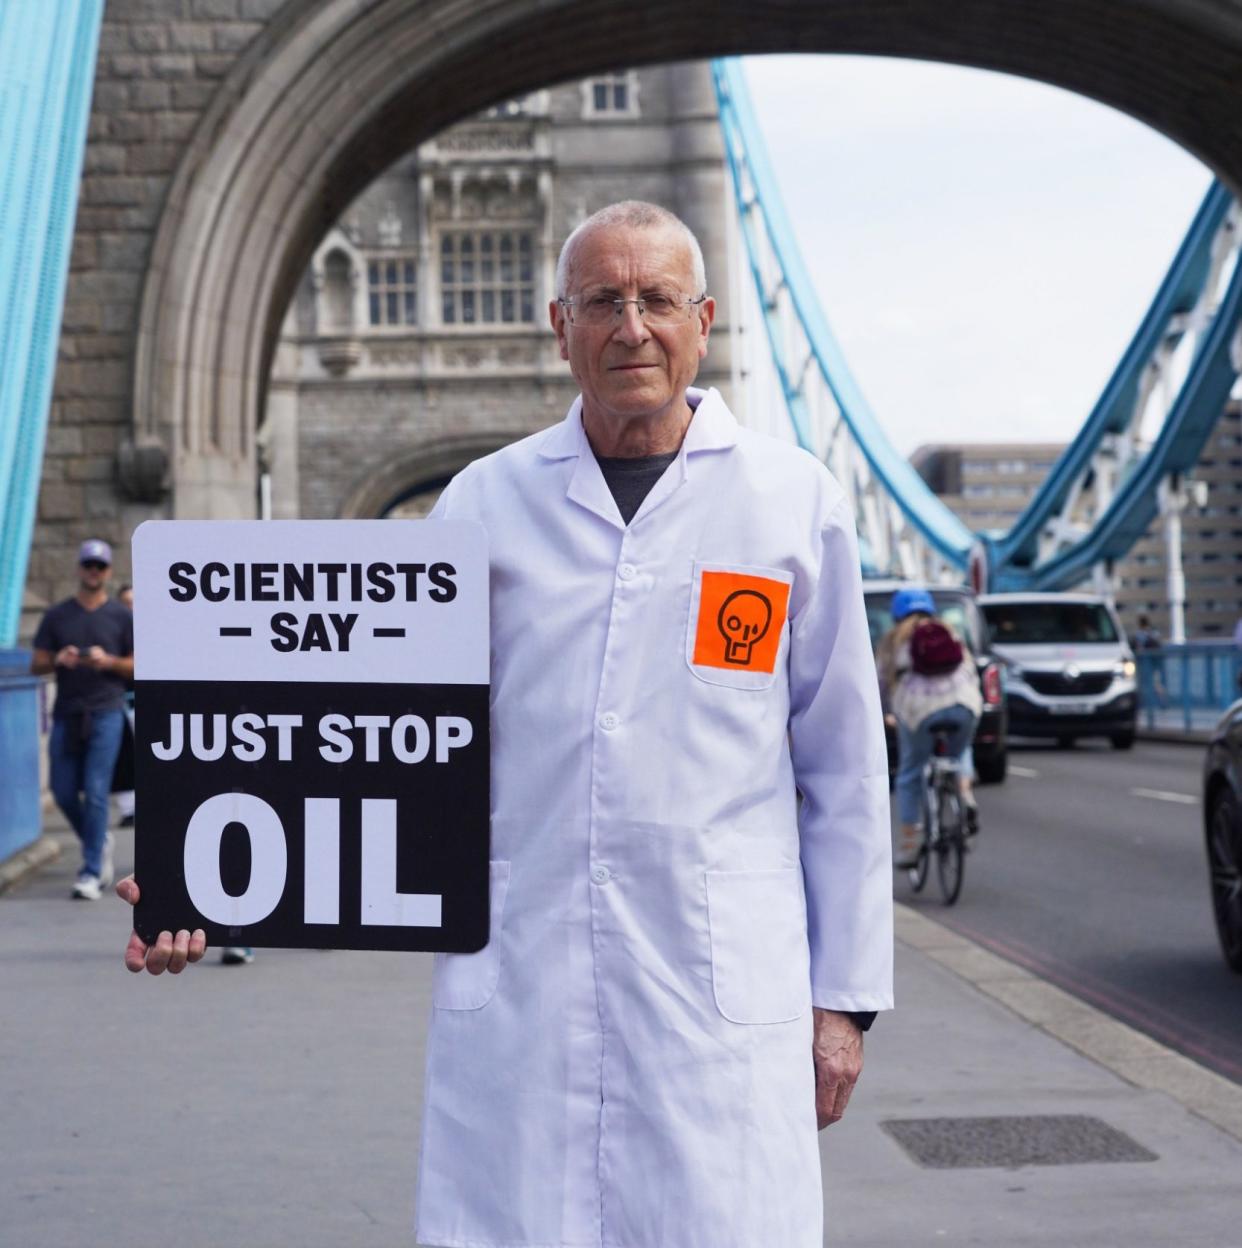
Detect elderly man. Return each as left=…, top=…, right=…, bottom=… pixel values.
left=120, top=201, right=892, bottom=1247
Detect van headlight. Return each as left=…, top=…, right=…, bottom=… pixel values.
left=1115, top=659, right=1136, bottom=681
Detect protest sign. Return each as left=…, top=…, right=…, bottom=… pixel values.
left=131, top=520, right=489, bottom=952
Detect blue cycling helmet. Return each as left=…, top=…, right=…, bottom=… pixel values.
left=890, top=586, right=936, bottom=621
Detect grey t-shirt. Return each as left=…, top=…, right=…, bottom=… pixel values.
left=595, top=451, right=679, bottom=525
left=32, top=597, right=134, bottom=719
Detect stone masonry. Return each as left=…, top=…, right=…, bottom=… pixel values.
left=26, top=0, right=289, bottom=639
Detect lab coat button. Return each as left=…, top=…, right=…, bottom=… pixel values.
left=618, top=563, right=636, bottom=581
left=590, top=866, right=611, bottom=884
left=599, top=712, right=618, bottom=731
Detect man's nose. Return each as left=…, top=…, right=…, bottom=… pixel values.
left=611, top=301, right=650, bottom=345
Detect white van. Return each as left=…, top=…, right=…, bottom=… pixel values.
left=978, top=592, right=1138, bottom=749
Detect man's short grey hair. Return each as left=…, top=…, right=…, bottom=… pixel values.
left=555, top=201, right=707, bottom=298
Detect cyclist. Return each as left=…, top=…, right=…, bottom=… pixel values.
left=879, top=588, right=981, bottom=867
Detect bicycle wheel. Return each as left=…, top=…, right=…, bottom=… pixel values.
left=935, top=788, right=965, bottom=905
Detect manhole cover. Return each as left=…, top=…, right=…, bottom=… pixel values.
left=881, top=1115, right=1158, bottom=1169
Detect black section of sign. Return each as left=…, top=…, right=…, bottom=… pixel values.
left=133, top=680, right=489, bottom=953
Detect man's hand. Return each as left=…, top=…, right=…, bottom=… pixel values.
left=54, top=644, right=80, bottom=669
left=812, top=1007, right=864, bottom=1130
left=116, top=876, right=207, bottom=975
left=80, top=645, right=110, bottom=671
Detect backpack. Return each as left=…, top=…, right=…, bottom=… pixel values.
left=909, top=620, right=963, bottom=676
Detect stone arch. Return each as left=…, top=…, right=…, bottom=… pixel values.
left=131, top=0, right=1242, bottom=518
left=337, top=433, right=517, bottom=519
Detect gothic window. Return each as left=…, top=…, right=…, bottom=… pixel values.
left=440, top=231, right=535, bottom=325
left=583, top=71, right=639, bottom=118
left=367, top=255, right=418, bottom=326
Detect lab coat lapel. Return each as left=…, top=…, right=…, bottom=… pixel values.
left=629, top=386, right=739, bottom=526
left=537, top=387, right=740, bottom=530
left=538, top=398, right=624, bottom=530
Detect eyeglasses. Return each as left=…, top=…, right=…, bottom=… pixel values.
left=559, top=291, right=708, bottom=328
left=80, top=560, right=108, bottom=571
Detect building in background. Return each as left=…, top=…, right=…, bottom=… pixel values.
left=1112, top=400, right=1242, bottom=638
left=910, top=443, right=1063, bottom=535
left=911, top=411, right=1242, bottom=640
left=262, top=63, right=732, bottom=524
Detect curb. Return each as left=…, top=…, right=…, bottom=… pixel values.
left=0, top=834, right=62, bottom=896
left=1136, top=729, right=1212, bottom=745
left=895, top=903, right=1242, bottom=1144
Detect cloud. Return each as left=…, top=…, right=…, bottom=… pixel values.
left=740, top=55, right=1213, bottom=455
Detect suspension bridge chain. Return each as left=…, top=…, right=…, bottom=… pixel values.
left=712, top=57, right=1242, bottom=593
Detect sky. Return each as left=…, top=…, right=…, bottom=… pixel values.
left=741, top=55, right=1214, bottom=455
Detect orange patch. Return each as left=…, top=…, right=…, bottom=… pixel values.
left=692, top=571, right=791, bottom=673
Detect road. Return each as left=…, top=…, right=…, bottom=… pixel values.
left=907, top=737, right=1242, bottom=1083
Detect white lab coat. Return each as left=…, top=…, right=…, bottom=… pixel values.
left=415, top=387, right=892, bottom=1248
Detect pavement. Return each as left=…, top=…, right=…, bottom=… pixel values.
left=2, top=816, right=1241, bottom=1247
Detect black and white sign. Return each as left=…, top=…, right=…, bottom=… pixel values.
left=131, top=520, right=489, bottom=952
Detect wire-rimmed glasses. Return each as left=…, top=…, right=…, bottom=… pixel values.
left=559, top=290, right=708, bottom=327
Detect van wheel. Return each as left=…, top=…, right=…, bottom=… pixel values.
left=1111, top=733, right=1135, bottom=750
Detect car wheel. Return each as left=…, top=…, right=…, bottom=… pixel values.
left=1208, top=785, right=1242, bottom=974
left=976, top=751, right=1007, bottom=784
left=1110, top=733, right=1135, bottom=750
left=1056, top=736, right=1074, bottom=749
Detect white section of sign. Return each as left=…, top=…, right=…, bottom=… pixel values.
left=132, top=520, right=488, bottom=684
left=304, top=798, right=341, bottom=925
left=184, top=792, right=288, bottom=926
left=360, top=798, right=443, bottom=927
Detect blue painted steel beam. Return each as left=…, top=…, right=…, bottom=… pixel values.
left=994, top=180, right=1232, bottom=571
left=713, top=58, right=975, bottom=569
left=0, top=0, right=105, bottom=645
left=997, top=249, right=1242, bottom=590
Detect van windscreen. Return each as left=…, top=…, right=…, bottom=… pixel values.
left=982, top=601, right=1118, bottom=644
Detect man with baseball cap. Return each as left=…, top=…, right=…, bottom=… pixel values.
left=31, top=539, right=134, bottom=899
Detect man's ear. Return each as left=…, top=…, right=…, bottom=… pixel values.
left=697, top=295, right=716, bottom=359
left=550, top=299, right=570, bottom=361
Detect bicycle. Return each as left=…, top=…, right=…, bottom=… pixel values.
left=906, top=721, right=969, bottom=905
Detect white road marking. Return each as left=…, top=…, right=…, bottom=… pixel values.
left=1131, top=787, right=1199, bottom=805
left=1009, top=765, right=1040, bottom=778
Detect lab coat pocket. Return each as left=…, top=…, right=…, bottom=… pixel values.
left=686, top=561, right=794, bottom=690
left=432, top=860, right=511, bottom=1010
left=706, top=867, right=811, bottom=1024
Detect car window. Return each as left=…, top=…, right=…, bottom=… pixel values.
left=864, top=593, right=981, bottom=653
left=981, top=601, right=1118, bottom=644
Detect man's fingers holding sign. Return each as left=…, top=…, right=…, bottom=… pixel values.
left=812, top=1008, right=864, bottom=1130
left=116, top=876, right=207, bottom=975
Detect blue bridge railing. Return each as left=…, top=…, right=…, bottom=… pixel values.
left=1136, top=643, right=1241, bottom=733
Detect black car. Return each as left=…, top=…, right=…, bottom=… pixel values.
left=1202, top=703, right=1242, bottom=972
left=863, top=580, right=1009, bottom=784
